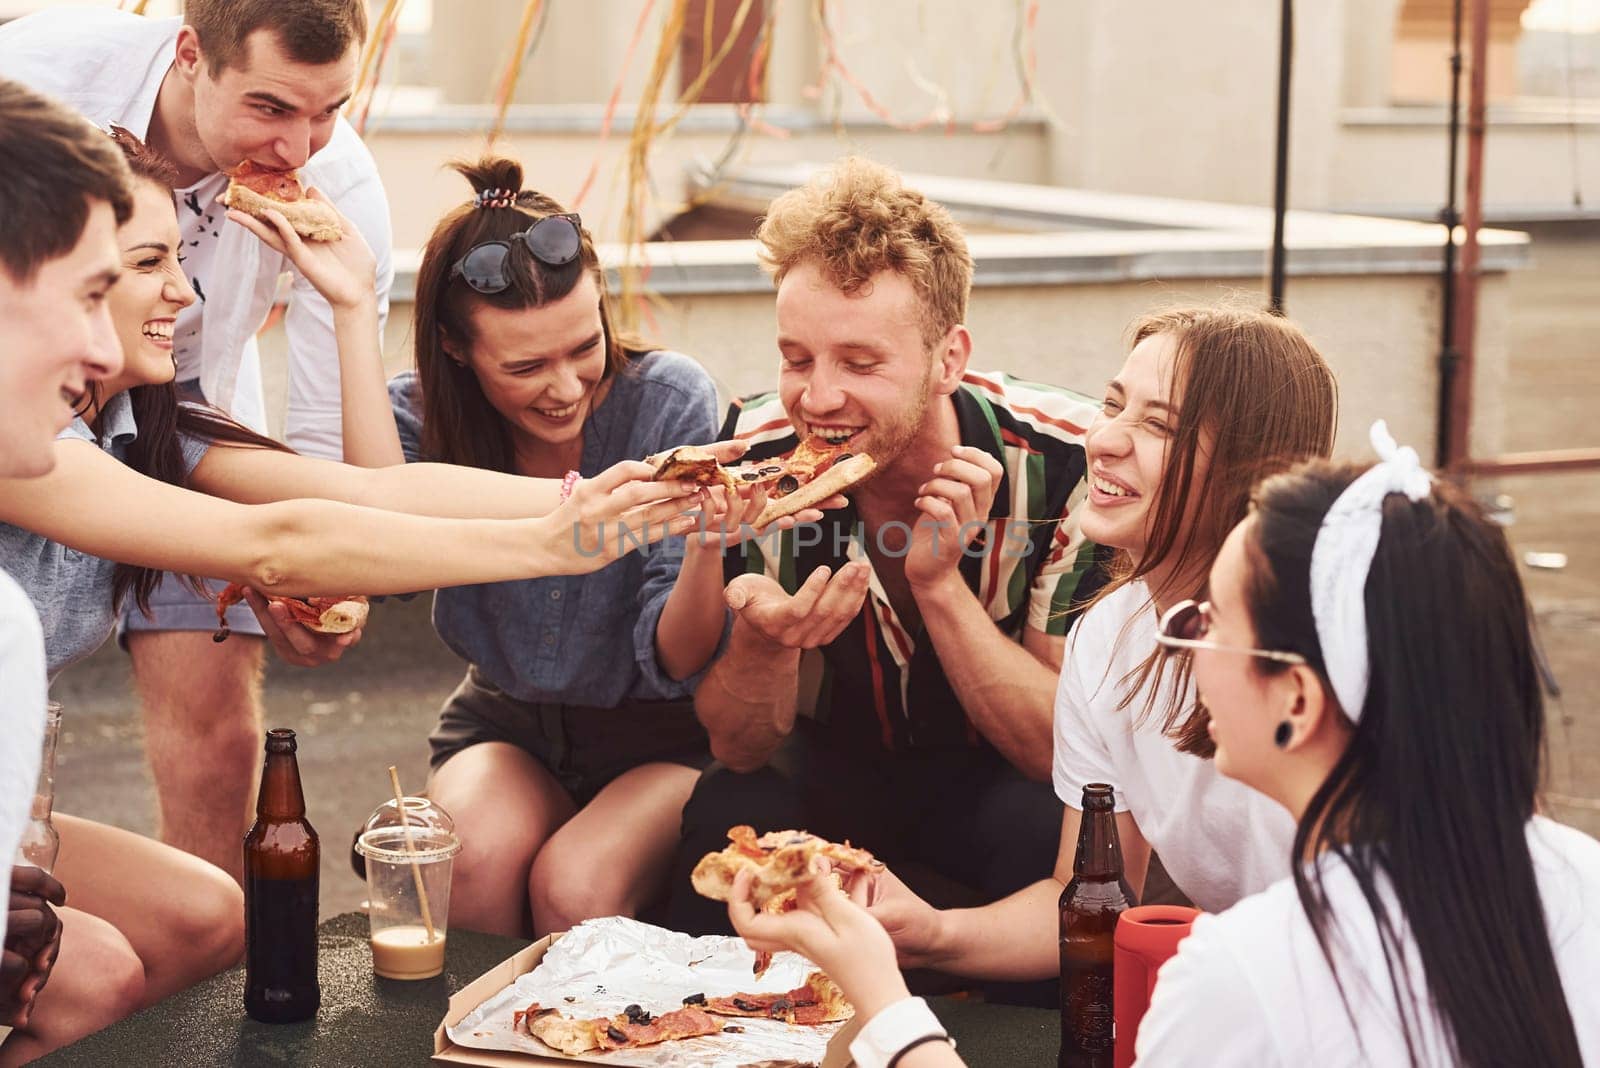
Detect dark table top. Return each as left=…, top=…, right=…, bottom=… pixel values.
left=36, top=912, right=1058, bottom=1067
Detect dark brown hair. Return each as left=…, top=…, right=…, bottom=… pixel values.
left=100, top=128, right=293, bottom=617
left=184, top=0, right=368, bottom=74
left=1245, top=462, right=1581, bottom=1068
left=411, top=156, right=652, bottom=472
left=1098, top=303, right=1338, bottom=754
left=0, top=78, right=134, bottom=284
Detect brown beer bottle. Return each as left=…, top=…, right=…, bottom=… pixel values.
left=1059, top=783, right=1136, bottom=1068
left=244, top=728, right=321, bottom=1023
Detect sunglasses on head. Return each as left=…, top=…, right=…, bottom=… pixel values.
left=449, top=213, right=584, bottom=294
left=1155, top=599, right=1307, bottom=665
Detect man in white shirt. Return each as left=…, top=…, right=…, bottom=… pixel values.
left=0, top=77, right=132, bottom=1030
left=0, top=0, right=393, bottom=880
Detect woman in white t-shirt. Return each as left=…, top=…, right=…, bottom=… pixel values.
left=858, top=304, right=1337, bottom=981
left=1135, top=439, right=1598, bottom=1066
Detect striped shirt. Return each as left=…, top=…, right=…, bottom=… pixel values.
left=720, top=369, right=1104, bottom=754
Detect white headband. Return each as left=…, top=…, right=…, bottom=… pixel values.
left=1307, top=420, right=1433, bottom=722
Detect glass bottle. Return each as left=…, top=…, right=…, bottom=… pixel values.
left=1059, top=783, right=1137, bottom=1068
left=15, top=702, right=62, bottom=872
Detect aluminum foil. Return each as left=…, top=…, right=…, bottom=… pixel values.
left=447, top=917, right=847, bottom=1067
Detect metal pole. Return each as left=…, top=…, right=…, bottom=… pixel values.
left=1435, top=0, right=1464, bottom=468
left=1447, top=0, right=1490, bottom=471
left=1268, top=0, right=1292, bottom=315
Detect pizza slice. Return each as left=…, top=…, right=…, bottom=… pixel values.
left=748, top=441, right=875, bottom=527
left=690, top=971, right=854, bottom=1025
left=649, top=444, right=739, bottom=495
left=514, top=1002, right=723, bottom=1054
left=212, top=583, right=369, bottom=642
left=223, top=161, right=343, bottom=242
left=745, top=871, right=843, bottom=978
left=649, top=439, right=876, bottom=527
left=691, top=825, right=883, bottom=913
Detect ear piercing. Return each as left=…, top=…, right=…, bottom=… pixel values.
left=1274, top=721, right=1292, bottom=749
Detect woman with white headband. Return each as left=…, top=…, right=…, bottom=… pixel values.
left=1136, top=427, right=1599, bottom=1065
left=835, top=304, right=1338, bottom=988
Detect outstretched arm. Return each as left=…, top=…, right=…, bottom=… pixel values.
left=0, top=442, right=701, bottom=595
left=859, top=804, right=1149, bottom=981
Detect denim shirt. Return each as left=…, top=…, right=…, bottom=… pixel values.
left=0, top=393, right=210, bottom=676
left=388, top=350, right=728, bottom=706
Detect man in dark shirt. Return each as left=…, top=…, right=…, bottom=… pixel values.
left=666, top=160, right=1105, bottom=985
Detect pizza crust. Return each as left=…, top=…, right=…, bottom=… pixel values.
left=754, top=452, right=877, bottom=526
left=308, top=598, right=369, bottom=634
left=691, top=825, right=883, bottom=911
left=223, top=181, right=343, bottom=242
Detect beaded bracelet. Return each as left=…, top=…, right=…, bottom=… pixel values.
left=559, top=470, right=582, bottom=501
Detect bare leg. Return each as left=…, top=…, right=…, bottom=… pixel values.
left=428, top=742, right=576, bottom=937
left=53, top=813, right=244, bottom=1005
left=128, top=630, right=265, bottom=882
left=527, top=762, right=700, bottom=936
left=0, top=907, right=145, bottom=1066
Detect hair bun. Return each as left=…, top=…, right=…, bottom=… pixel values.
left=451, top=155, right=525, bottom=200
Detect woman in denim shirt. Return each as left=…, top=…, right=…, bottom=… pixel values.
left=387, top=157, right=753, bottom=936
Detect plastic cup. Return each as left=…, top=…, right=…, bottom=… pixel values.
left=356, top=825, right=460, bottom=980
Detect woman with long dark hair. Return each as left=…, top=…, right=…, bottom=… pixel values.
left=383, top=157, right=818, bottom=939
left=1137, top=430, right=1598, bottom=1065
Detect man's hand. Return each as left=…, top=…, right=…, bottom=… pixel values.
left=3, top=865, right=66, bottom=1027
left=242, top=588, right=362, bottom=668
left=222, top=189, right=376, bottom=313
left=724, top=561, right=871, bottom=651
left=905, top=445, right=1003, bottom=590
left=685, top=484, right=842, bottom=554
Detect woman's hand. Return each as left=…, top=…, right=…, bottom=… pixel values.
left=223, top=189, right=377, bottom=312
left=535, top=460, right=703, bottom=574
left=843, top=865, right=949, bottom=970
left=728, top=862, right=912, bottom=1020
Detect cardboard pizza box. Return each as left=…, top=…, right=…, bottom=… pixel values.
left=433, top=934, right=565, bottom=1066
left=433, top=934, right=861, bottom=1067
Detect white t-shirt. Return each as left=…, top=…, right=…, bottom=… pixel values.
left=1136, top=817, right=1600, bottom=1066
left=171, top=173, right=230, bottom=384
left=1052, top=580, right=1295, bottom=912
left=0, top=568, right=48, bottom=952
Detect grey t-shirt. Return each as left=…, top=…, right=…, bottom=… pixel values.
left=0, top=392, right=210, bottom=676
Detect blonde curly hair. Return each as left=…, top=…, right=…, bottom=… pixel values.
left=756, top=157, right=973, bottom=349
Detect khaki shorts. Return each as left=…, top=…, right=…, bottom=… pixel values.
left=428, top=668, right=712, bottom=806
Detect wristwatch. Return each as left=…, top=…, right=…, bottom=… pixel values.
left=848, top=996, right=954, bottom=1068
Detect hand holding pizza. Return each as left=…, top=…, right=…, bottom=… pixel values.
left=240, top=587, right=364, bottom=668
left=537, top=460, right=704, bottom=574
left=223, top=188, right=377, bottom=313
left=728, top=861, right=911, bottom=1021
left=686, top=483, right=845, bottom=552
left=839, top=862, right=949, bottom=970
left=723, top=561, right=871, bottom=651
left=905, top=445, right=1004, bottom=590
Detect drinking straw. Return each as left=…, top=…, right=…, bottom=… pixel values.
left=387, top=766, right=438, bottom=944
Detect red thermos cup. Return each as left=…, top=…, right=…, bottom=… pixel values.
left=1112, top=905, right=1200, bottom=1067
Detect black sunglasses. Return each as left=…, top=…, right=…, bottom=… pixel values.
left=1155, top=599, right=1307, bottom=665
left=449, top=213, right=584, bottom=294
